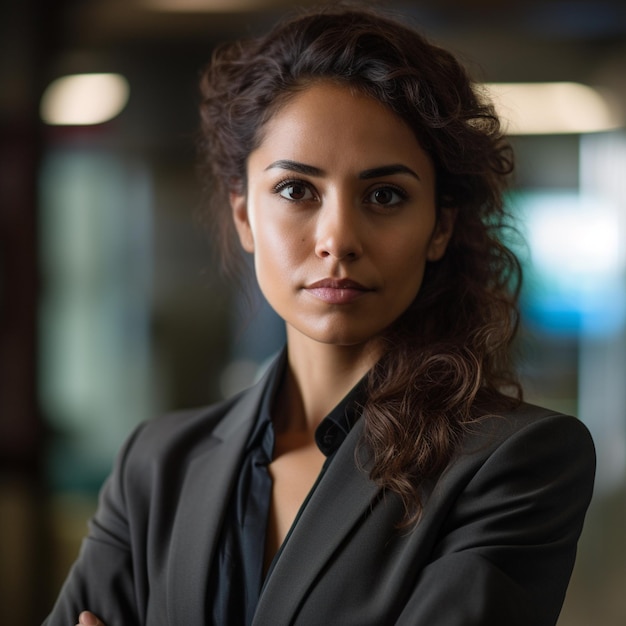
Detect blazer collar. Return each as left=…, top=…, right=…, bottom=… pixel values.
left=166, top=353, right=281, bottom=625
left=253, top=417, right=382, bottom=626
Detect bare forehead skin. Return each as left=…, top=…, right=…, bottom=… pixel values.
left=248, top=80, right=435, bottom=190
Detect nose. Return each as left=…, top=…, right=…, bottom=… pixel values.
left=314, top=201, right=363, bottom=261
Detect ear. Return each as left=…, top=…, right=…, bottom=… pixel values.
left=230, top=192, right=255, bottom=253
left=427, top=207, right=457, bottom=261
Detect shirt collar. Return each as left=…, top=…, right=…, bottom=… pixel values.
left=246, top=347, right=368, bottom=458
left=314, top=377, right=366, bottom=457
left=245, top=350, right=287, bottom=456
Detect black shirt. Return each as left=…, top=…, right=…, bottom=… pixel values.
left=207, top=353, right=365, bottom=625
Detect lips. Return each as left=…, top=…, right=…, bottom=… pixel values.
left=304, top=278, right=372, bottom=304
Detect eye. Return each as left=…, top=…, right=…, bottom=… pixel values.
left=365, top=185, right=407, bottom=208
left=274, top=180, right=316, bottom=202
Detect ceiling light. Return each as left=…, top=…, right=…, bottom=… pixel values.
left=40, top=73, right=130, bottom=126
left=485, top=82, right=623, bottom=135
left=138, top=0, right=267, bottom=11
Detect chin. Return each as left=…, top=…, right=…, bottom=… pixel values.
left=300, top=323, right=385, bottom=349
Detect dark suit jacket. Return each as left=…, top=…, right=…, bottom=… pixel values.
left=44, top=359, right=595, bottom=626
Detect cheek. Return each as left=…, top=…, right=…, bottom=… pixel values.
left=260, top=201, right=311, bottom=244
left=252, top=220, right=303, bottom=280
left=389, top=229, right=431, bottom=269
left=390, top=238, right=432, bottom=295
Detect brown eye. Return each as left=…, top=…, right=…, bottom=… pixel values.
left=277, top=182, right=314, bottom=201
left=367, top=185, right=406, bottom=207
left=374, top=188, right=394, bottom=204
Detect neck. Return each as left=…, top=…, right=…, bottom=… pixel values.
left=274, top=328, right=382, bottom=434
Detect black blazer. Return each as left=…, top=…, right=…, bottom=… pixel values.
left=44, top=360, right=595, bottom=626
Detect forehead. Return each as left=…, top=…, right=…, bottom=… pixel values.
left=250, top=81, right=433, bottom=176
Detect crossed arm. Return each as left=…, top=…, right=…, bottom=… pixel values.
left=49, top=411, right=596, bottom=626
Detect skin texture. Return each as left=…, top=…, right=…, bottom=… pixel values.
left=232, top=81, right=454, bottom=359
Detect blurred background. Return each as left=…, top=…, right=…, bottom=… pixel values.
left=1, top=0, right=625, bottom=623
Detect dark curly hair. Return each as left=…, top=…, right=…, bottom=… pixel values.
left=198, top=4, right=522, bottom=525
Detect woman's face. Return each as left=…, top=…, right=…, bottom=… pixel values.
left=231, top=81, right=454, bottom=350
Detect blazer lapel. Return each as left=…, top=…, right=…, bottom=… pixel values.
left=253, top=418, right=382, bottom=625
left=166, top=367, right=271, bottom=625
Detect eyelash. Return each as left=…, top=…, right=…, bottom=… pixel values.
left=366, top=184, right=408, bottom=207
left=272, top=178, right=409, bottom=208
left=273, top=179, right=316, bottom=202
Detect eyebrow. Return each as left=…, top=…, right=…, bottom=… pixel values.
left=359, top=164, right=421, bottom=181
left=265, top=160, right=325, bottom=176
left=265, top=160, right=421, bottom=181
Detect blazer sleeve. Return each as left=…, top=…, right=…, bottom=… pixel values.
left=42, top=423, right=147, bottom=626
left=395, top=414, right=596, bottom=626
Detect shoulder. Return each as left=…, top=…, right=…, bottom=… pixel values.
left=113, top=386, right=258, bottom=482
left=134, top=393, right=244, bottom=452
left=133, top=350, right=285, bottom=454
left=445, top=400, right=596, bottom=498
left=107, top=352, right=283, bottom=493
left=466, top=400, right=595, bottom=457
left=419, top=401, right=597, bottom=552
left=92, top=386, right=261, bottom=520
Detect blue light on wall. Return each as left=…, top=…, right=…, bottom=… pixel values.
left=514, top=190, right=625, bottom=337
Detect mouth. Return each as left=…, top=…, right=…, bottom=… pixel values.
left=304, top=278, right=373, bottom=304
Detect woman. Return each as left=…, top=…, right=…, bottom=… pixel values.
left=45, top=5, right=595, bottom=626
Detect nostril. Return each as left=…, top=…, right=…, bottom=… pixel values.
left=316, top=247, right=359, bottom=260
